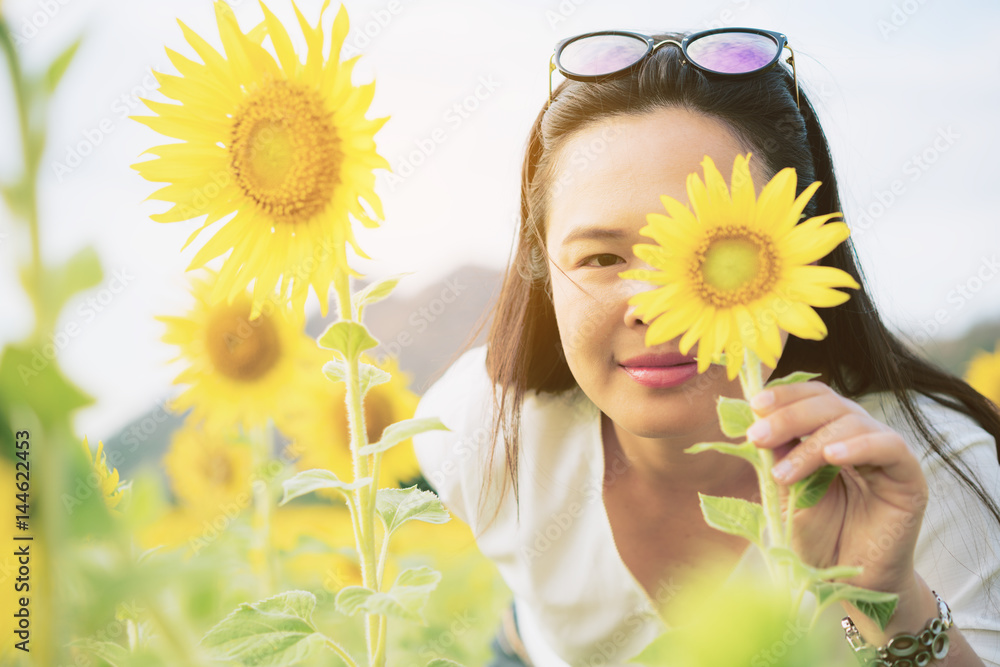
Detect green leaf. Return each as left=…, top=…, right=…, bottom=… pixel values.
left=684, top=440, right=761, bottom=467
left=792, top=464, right=840, bottom=509
left=1, top=176, right=31, bottom=221
left=335, top=566, right=441, bottom=623
left=0, top=343, right=93, bottom=431
left=375, top=486, right=450, bottom=536
left=19, top=245, right=103, bottom=318
left=814, top=564, right=865, bottom=581
left=44, top=37, right=83, bottom=94
left=322, top=359, right=391, bottom=397
left=764, top=370, right=822, bottom=389
left=280, top=469, right=372, bottom=506
left=317, top=321, right=378, bottom=361
left=811, top=581, right=899, bottom=631
left=352, top=272, right=411, bottom=321
left=716, top=396, right=754, bottom=438
left=426, top=660, right=464, bottom=667
left=360, top=417, right=449, bottom=455
left=698, top=494, right=765, bottom=546
left=68, top=639, right=129, bottom=667
left=200, top=591, right=319, bottom=666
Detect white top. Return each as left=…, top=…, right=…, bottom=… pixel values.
left=412, top=345, right=1000, bottom=666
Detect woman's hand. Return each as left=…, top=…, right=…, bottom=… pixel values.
left=745, top=381, right=929, bottom=596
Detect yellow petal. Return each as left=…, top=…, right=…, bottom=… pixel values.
left=261, top=1, right=300, bottom=75
left=752, top=167, right=795, bottom=232
left=773, top=180, right=821, bottom=237
left=730, top=153, right=756, bottom=220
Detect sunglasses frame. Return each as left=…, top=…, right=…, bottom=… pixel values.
left=548, top=27, right=799, bottom=110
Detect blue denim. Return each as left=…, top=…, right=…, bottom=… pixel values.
left=487, top=602, right=529, bottom=667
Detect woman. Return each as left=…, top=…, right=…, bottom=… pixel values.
left=412, top=28, right=1000, bottom=666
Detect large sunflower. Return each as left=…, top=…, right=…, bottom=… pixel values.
left=158, top=270, right=314, bottom=432
left=279, top=353, right=420, bottom=491
left=133, top=0, right=389, bottom=318
left=620, top=153, right=860, bottom=380
left=966, top=342, right=1000, bottom=406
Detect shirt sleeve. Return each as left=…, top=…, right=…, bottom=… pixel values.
left=411, top=345, right=497, bottom=536
left=861, top=391, right=1000, bottom=666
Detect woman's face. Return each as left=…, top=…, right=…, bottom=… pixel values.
left=544, top=106, right=789, bottom=440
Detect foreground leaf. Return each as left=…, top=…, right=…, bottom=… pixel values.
left=317, top=321, right=378, bottom=361
left=201, top=592, right=319, bottom=666
left=812, top=581, right=899, bottom=631
left=359, top=417, right=449, bottom=455
left=792, top=464, right=840, bottom=509
left=717, top=396, right=754, bottom=438
left=336, top=566, right=441, bottom=623
left=280, top=469, right=372, bottom=506
left=353, top=272, right=411, bottom=321
left=685, top=439, right=762, bottom=467
left=764, top=371, right=822, bottom=389
left=698, top=494, right=765, bottom=546
left=322, top=359, right=391, bottom=397
left=376, top=486, right=450, bottom=536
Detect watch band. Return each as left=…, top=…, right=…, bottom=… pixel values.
left=841, top=589, right=953, bottom=666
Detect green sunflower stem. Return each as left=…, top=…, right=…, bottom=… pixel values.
left=739, top=348, right=790, bottom=589
left=249, top=423, right=278, bottom=599
left=337, top=275, right=386, bottom=667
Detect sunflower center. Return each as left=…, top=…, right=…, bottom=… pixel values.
left=229, top=80, right=342, bottom=224
left=694, top=226, right=779, bottom=307
left=205, top=301, right=282, bottom=382
left=202, top=450, right=234, bottom=489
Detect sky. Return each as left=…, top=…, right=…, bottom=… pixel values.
left=0, top=0, right=998, bottom=441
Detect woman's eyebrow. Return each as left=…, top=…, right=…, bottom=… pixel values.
left=559, top=226, right=629, bottom=246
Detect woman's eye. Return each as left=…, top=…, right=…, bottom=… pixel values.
left=583, top=253, right=624, bottom=267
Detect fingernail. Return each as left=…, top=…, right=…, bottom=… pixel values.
left=824, top=442, right=848, bottom=460
left=747, top=419, right=771, bottom=441
left=772, top=460, right=793, bottom=481
left=751, top=390, right=775, bottom=410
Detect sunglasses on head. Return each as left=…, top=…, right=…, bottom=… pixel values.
left=548, top=27, right=799, bottom=110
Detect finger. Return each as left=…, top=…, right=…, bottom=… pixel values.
left=770, top=413, right=871, bottom=484
left=749, top=380, right=830, bottom=418
left=747, top=390, right=864, bottom=450
left=821, top=432, right=925, bottom=487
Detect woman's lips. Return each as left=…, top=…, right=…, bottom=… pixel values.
left=619, top=362, right=699, bottom=388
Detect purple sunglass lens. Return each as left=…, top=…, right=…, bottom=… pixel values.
left=558, top=34, right=649, bottom=77
left=685, top=32, right=778, bottom=74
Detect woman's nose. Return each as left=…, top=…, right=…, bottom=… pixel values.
left=622, top=263, right=656, bottom=328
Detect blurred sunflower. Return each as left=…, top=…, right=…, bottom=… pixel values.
left=82, top=436, right=127, bottom=514
left=965, top=342, right=1000, bottom=406
left=158, top=271, right=315, bottom=432
left=132, top=0, right=389, bottom=318
left=270, top=504, right=364, bottom=590
left=620, top=153, right=860, bottom=380
left=280, top=354, right=420, bottom=491
left=163, top=424, right=254, bottom=516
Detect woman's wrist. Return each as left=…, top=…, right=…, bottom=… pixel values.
left=838, top=572, right=986, bottom=666
left=839, top=572, right=939, bottom=648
